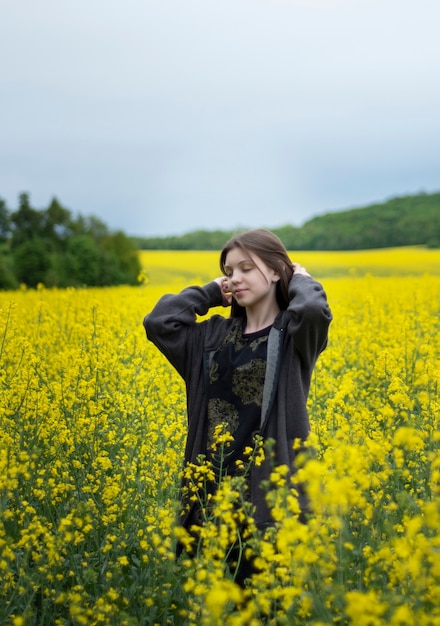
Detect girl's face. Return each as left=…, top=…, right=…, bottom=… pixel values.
left=223, top=247, right=279, bottom=311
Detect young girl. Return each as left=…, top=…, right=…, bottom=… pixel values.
left=143, top=229, right=332, bottom=582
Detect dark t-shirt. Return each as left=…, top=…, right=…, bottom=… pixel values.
left=207, top=320, right=270, bottom=478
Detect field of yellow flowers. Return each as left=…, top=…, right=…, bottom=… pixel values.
left=1, top=246, right=439, bottom=625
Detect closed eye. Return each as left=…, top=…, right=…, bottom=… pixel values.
left=224, top=261, right=256, bottom=276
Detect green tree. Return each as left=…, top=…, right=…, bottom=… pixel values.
left=42, top=197, right=74, bottom=246
left=0, top=192, right=144, bottom=288
left=10, top=193, right=44, bottom=248
left=12, top=238, right=52, bottom=287
left=65, top=235, right=101, bottom=286
left=81, top=215, right=110, bottom=240
left=102, top=231, right=141, bottom=285
left=0, top=250, right=17, bottom=289
left=0, top=197, right=11, bottom=243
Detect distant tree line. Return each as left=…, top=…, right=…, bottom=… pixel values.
left=0, top=193, right=141, bottom=290
left=134, top=192, right=440, bottom=251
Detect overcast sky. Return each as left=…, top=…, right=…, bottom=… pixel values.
left=1, top=0, right=439, bottom=237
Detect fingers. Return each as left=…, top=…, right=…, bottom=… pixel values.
left=292, top=263, right=311, bottom=277
left=214, top=276, right=229, bottom=292
left=214, top=276, right=232, bottom=306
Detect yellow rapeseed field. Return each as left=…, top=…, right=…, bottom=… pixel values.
left=1, top=246, right=439, bottom=625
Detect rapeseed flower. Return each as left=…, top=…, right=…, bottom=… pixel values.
left=0, top=252, right=439, bottom=624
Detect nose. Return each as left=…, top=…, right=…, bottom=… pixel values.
left=229, top=269, right=242, bottom=284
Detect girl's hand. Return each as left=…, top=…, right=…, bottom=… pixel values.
left=291, top=263, right=311, bottom=277
left=214, top=276, right=232, bottom=306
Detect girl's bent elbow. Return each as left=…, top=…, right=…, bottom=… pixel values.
left=143, top=314, right=158, bottom=338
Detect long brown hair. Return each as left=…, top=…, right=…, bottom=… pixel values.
left=219, top=229, right=294, bottom=318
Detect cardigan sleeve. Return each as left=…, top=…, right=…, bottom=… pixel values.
left=285, top=274, right=332, bottom=366
left=143, top=281, right=224, bottom=379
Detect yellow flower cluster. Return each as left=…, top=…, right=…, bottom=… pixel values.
left=0, top=248, right=439, bottom=624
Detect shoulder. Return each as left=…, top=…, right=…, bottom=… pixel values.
left=288, top=273, right=325, bottom=293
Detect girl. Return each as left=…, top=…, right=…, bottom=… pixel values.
left=143, top=229, right=332, bottom=582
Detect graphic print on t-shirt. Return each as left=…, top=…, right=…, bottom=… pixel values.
left=207, top=321, right=270, bottom=476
